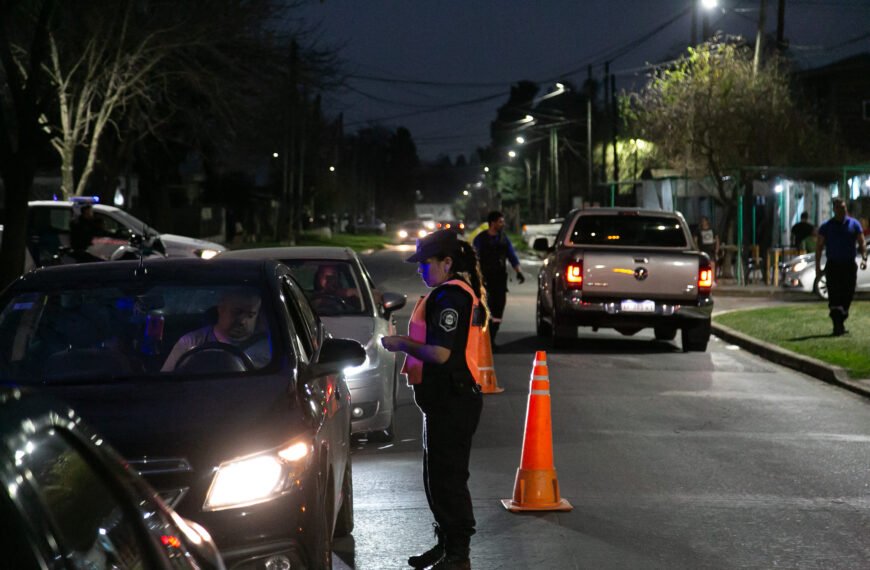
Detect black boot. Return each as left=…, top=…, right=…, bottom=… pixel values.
left=408, top=523, right=444, bottom=568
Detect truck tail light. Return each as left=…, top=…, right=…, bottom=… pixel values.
left=565, top=261, right=583, bottom=289
left=698, top=261, right=713, bottom=292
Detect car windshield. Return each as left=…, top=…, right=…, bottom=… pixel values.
left=281, top=259, right=368, bottom=317
left=0, top=284, right=275, bottom=384
left=569, top=215, right=688, bottom=247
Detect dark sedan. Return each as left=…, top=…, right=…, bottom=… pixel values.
left=0, top=387, right=224, bottom=569
left=0, top=259, right=364, bottom=569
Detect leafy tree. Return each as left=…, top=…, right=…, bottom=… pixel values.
left=625, top=36, right=841, bottom=238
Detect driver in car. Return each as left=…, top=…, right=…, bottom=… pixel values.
left=161, top=288, right=271, bottom=371
left=313, top=264, right=361, bottom=308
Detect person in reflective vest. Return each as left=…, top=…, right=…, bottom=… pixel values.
left=382, top=229, right=490, bottom=570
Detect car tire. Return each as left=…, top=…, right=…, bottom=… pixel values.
left=654, top=326, right=677, bottom=341
left=551, top=290, right=576, bottom=349
left=681, top=320, right=711, bottom=352
left=536, top=290, right=552, bottom=337
left=334, top=457, right=354, bottom=537
left=814, top=274, right=829, bottom=300
left=306, top=471, right=334, bottom=569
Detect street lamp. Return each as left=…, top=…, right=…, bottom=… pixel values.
left=507, top=150, right=517, bottom=159
left=516, top=136, right=525, bottom=145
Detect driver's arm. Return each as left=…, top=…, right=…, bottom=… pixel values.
left=160, top=333, right=197, bottom=372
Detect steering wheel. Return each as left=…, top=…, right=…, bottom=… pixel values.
left=173, top=342, right=255, bottom=372
left=309, top=292, right=349, bottom=314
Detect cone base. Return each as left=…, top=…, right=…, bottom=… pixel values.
left=480, top=386, right=505, bottom=394
left=500, top=498, right=573, bottom=512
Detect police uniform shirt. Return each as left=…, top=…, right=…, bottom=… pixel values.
left=819, top=216, right=863, bottom=262
left=414, top=283, right=475, bottom=410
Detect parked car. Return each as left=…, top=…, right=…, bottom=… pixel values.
left=780, top=252, right=870, bottom=299
left=18, top=199, right=225, bottom=271
left=534, top=208, right=714, bottom=351
left=0, top=387, right=225, bottom=570
left=218, top=246, right=407, bottom=441
left=349, top=217, right=387, bottom=235
left=395, top=219, right=431, bottom=243
left=0, top=258, right=364, bottom=569
left=522, top=218, right=564, bottom=249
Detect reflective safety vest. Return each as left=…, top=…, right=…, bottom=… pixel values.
left=401, top=279, right=483, bottom=386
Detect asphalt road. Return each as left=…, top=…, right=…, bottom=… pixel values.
left=334, top=246, right=870, bottom=570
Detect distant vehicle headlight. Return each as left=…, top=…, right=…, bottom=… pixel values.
left=196, top=248, right=220, bottom=260
left=418, top=229, right=428, bottom=238
left=203, top=440, right=312, bottom=511
left=423, top=220, right=436, bottom=230
left=791, top=260, right=809, bottom=272
left=398, top=230, right=408, bottom=239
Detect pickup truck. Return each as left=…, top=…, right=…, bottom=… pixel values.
left=534, top=208, right=713, bottom=351
left=521, top=218, right=563, bottom=249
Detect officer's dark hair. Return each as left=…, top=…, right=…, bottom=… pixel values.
left=434, top=240, right=491, bottom=330
left=800, top=211, right=809, bottom=220
left=486, top=211, right=504, bottom=224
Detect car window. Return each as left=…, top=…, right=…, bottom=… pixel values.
left=94, top=213, right=127, bottom=238
left=568, top=215, right=688, bottom=247
left=30, top=207, right=71, bottom=234
left=281, top=259, right=369, bottom=316
left=280, top=277, right=316, bottom=359
left=0, top=284, right=277, bottom=383
left=22, top=429, right=153, bottom=569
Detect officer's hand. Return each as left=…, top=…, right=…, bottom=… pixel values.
left=861, top=259, right=868, bottom=271
left=381, top=335, right=405, bottom=352
left=516, top=272, right=525, bottom=285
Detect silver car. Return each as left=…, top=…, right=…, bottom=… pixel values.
left=781, top=252, right=870, bottom=299
left=219, top=246, right=407, bottom=441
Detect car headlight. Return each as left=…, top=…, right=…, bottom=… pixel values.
left=398, top=230, right=408, bottom=239
left=203, top=440, right=312, bottom=511
left=196, top=248, right=220, bottom=260
left=418, top=229, right=428, bottom=238
left=791, top=260, right=809, bottom=273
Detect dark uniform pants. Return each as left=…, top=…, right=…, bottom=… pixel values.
left=482, top=271, right=507, bottom=342
left=825, top=261, right=857, bottom=326
left=422, top=390, right=483, bottom=557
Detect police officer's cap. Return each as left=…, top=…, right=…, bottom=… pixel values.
left=406, top=229, right=460, bottom=263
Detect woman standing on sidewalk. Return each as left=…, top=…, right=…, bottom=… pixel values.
left=382, top=229, right=489, bottom=570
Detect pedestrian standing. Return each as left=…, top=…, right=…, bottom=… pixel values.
left=791, top=211, right=815, bottom=251
left=815, top=198, right=868, bottom=336
left=382, top=229, right=489, bottom=570
left=472, top=211, right=524, bottom=350
left=694, top=216, right=720, bottom=282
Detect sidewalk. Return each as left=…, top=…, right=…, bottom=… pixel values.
left=709, top=278, right=870, bottom=399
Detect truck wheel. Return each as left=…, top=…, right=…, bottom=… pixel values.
left=551, top=297, right=576, bottom=349
left=536, top=291, right=552, bottom=337
left=654, top=327, right=677, bottom=341
left=681, top=320, right=711, bottom=352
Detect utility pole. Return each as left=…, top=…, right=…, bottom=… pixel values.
left=753, top=0, right=767, bottom=76
left=603, top=61, right=611, bottom=205
left=586, top=65, right=593, bottom=205
left=610, top=74, right=619, bottom=207
left=690, top=0, right=698, bottom=46
left=776, top=0, right=786, bottom=50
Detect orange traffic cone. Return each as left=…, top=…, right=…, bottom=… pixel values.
left=477, top=325, right=504, bottom=394
left=501, top=351, right=572, bottom=512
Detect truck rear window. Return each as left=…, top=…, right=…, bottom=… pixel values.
left=569, top=215, right=688, bottom=247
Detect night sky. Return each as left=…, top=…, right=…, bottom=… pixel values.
left=299, top=0, right=870, bottom=161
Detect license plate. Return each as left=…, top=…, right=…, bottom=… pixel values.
left=621, top=300, right=655, bottom=313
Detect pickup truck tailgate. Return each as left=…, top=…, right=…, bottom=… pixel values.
left=581, top=250, right=699, bottom=301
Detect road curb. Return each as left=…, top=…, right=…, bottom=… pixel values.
left=711, top=322, right=870, bottom=399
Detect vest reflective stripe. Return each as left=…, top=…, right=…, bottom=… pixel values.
left=400, top=279, right=482, bottom=386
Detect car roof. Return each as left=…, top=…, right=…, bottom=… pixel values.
left=28, top=200, right=122, bottom=214
left=573, top=207, right=684, bottom=218
left=218, top=246, right=357, bottom=262
left=11, top=258, right=280, bottom=289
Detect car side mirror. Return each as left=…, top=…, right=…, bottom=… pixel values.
left=310, top=337, right=365, bottom=377
left=533, top=237, right=552, bottom=252
left=381, top=291, right=407, bottom=316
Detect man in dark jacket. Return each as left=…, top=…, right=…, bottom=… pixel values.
left=472, top=211, right=524, bottom=349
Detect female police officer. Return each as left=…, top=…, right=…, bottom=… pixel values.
left=382, top=229, right=489, bottom=570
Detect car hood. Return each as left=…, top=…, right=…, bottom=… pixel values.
left=45, top=373, right=304, bottom=466
left=320, top=316, right=375, bottom=347
left=160, top=234, right=226, bottom=256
